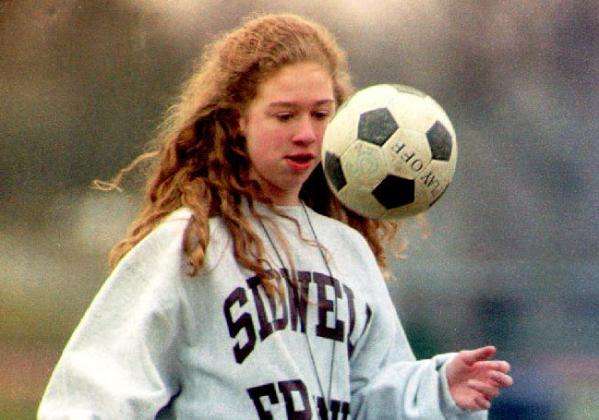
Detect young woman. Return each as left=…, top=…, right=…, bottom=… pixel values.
left=38, top=13, right=512, bottom=419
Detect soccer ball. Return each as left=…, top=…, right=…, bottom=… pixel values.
left=322, top=84, right=457, bottom=219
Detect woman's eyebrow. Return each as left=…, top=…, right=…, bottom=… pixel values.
left=267, top=99, right=335, bottom=108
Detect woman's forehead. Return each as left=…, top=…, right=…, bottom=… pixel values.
left=253, top=62, right=334, bottom=106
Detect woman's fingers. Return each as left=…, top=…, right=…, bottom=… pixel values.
left=473, top=359, right=511, bottom=373
left=467, top=379, right=500, bottom=399
left=490, top=371, right=514, bottom=387
left=460, top=346, right=497, bottom=366
left=473, top=395, right=491, bottom=410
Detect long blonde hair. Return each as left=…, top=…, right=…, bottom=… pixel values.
left=98, top=13, right=400, bottom=291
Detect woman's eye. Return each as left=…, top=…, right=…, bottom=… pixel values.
left=313, top=111, right=330, bottom=120
left=276, top=113, right=293, bottom=122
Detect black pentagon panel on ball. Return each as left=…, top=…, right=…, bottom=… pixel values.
left=324, top=151, right=347, bottom=191
left=372, top=175, right=415, bottom=209
left=426, top=121, right=452, bottom=161
left=357, top=108, right=398, bottom=147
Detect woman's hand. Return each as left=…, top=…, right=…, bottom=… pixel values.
left=445, top=346, right=513, bottom=410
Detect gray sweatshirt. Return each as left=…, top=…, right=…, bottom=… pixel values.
left=38, top=204, right=486, bottom=419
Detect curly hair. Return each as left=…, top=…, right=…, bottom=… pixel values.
left=97, top=13, right=401, bottom=293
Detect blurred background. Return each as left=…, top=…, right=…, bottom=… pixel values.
left=1, top=0, right=597, bottom=418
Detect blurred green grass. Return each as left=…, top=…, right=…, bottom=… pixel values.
left=1, top=291, right=83, bottom=420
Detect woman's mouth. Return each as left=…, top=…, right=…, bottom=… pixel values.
left=285, top=153, right=315, bottom=171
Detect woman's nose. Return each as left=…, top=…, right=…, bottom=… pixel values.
left=292, top=116, right=317, bottom=144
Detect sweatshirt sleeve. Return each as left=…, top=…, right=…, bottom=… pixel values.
left=347, top=235, right=487, bottom=420
left=349, top=320, right=487, bottom=419
left=38, top=217, right=190, bottom=419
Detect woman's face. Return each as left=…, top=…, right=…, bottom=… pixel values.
left=240, top=61, right=335, bottom=205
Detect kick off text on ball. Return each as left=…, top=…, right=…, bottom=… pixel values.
left=390, top=139, right=443, bottom=197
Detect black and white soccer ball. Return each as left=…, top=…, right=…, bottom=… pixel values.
left=322, top=84, right=457, bottom=219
